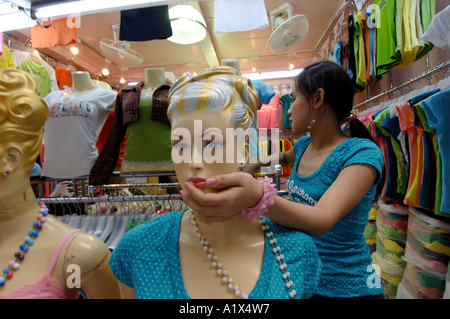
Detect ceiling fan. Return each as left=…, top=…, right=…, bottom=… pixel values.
left=267, top=3, right=309, bottom=55
left=100, top=24, right=143, bottom=65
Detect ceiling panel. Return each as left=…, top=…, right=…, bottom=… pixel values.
left=6, top=0, right=346, bottom=86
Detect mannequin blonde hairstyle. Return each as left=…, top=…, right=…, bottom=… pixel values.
left=0, top=69, right=48, bottom=173
left=167, top=66, right=259, bottom=132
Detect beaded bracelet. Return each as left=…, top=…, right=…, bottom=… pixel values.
left=242, top=176, right=277, bottom=220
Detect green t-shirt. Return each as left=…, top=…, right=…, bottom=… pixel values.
left=415, top=0, right=435, bottom=60
left=17, top=58, right=51, bottom=98
left=375, top=0, right=399, bottom=75
left=122, top=98, right=172, bottom=168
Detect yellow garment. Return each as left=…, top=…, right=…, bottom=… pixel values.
left=398, top=0, right=419, bottom=68
left=355, top=12, right=367, bottom=88
left=0, top=44, right=14, bottom=69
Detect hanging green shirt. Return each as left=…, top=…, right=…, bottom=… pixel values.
left=17, top=58, right=51, bottom=98
left=122, top=97, right=173, bottom=172
left=375, top=0, right=399, bottom=75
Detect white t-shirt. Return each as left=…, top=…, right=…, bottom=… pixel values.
left=42, top=88, right=117, bottom=179
left=214, top=0, right=269, bottom=33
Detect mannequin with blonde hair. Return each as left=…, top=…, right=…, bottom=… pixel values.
left=0, top=69, right=120, bottom=299
left=109, top=66, right=321, bottom=299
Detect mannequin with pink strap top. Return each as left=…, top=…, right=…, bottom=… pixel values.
left=0, top=69, right=120, bottom=299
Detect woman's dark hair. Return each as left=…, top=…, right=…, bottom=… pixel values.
left=295, top=61, right=374, bottom=141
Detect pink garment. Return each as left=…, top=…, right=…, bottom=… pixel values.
left=257, top=95, right=281, bottom=129
left=0, top=229, right=82, bottom=299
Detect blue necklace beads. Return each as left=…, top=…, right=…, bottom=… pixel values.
left=0, top=201, right=49, bottom=287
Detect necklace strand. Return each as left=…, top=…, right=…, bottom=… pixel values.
left=0, top=201, right=49, bottom=288
left=188, top=210, right=297, bottom=299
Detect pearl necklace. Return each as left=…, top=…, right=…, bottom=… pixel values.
left=188, top=210, right=297, bottom=299
left=0, top=201, right=49, bottom=288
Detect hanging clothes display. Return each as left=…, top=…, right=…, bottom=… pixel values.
left=54, top=67, right=73, bottom=90
left=42, top=87, right=117, bottom=178
left=30, top=18, right=78, bottom=49
left=11, top=50, right=58, bottom=98
left=0, top=44, right=14, bottom=69
left=214, top=0, right=269, bottom=34
left=119, top=5, right=172, bottom=42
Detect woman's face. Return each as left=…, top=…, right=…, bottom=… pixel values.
left=171, top=111, right=247, bottom=193
left=287, top=88, right=313, bottom=135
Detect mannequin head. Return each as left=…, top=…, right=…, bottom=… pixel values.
left=144, top=68, right=166, bottom=88
left=0, top=69, right=48, bottom=183
left=167, top=66, right=258, bottom=190
left=71, top=71, right=95, bottom=91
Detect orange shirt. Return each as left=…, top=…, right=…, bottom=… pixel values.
left=54, top=68, right=72, bottom=90
left=31, top=18, right=77, bottom=49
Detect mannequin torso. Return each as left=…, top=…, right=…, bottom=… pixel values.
left=121, top=67, right=173, bottom=173
left=0, top=68, right=120, bottom=298
left=179, top=211, right=265, bottom=298
left=0, top=179, right=120, bottom=299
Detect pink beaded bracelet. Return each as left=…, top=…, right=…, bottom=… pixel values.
left=242, top=176, right=277, bottom=220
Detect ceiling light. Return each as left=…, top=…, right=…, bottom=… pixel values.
left=0, top=11, right=36, bottom=32
left=167, top=4, right=207, bottom=45
left=70, top=45, right=79, bottom=55
left=0, top=0, right=183, bottom=32
left=243, top=69, right=303, bottom=81
left=120, top=77, right=126, bottom=84
left=34, top=0, right=177, bottom=19
left=288, top=63, right=295, bottom=70
left=102, top=68, right=109, bottom=76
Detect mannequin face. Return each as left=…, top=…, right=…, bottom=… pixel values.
left=171, top=112, right=247, bottom=193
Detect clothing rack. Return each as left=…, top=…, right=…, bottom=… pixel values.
left=38, top=193, right=181, bottom=204
left=354, top=59, right=450, bottom=112
left=89, top=182, right=180, bottom=189
left=2, top=31, right=88, bottom=73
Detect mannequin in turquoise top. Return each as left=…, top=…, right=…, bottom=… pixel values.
left=109, top=67, right=321, bottom=299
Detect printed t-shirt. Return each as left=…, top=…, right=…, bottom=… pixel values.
left=287, top=136, right=385, bottom=297
left=42, top=88, right=116, bottom=178
left=12, top=51, right=58, bottom=97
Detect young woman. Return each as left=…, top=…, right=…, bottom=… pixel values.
left=179, top=61, right=385, bottom=298
left=109, top=66, right=321, bottom=299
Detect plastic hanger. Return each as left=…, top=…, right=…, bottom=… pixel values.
left=108, top=214, right=132, bottom=250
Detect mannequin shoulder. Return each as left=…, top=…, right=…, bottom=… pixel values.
left=65, top=231, right=111, bottom=274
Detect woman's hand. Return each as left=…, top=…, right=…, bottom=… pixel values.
left=180, top=172, right=263, bottom=221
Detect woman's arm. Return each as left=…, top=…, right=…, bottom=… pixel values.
left=181, top=163, right=378, bottom=236
left=242, top=148, right=296, bottom=174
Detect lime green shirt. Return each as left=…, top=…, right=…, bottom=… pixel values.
left=375, top=0, right=399, bottom=75
left=122, top=97, right=172, bottom=169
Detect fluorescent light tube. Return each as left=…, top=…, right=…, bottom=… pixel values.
left=243, top=69, right=303, bottom=80
left=0, top=12, right=36, bottom=32
left=34, top=0, right=178, bottom=19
